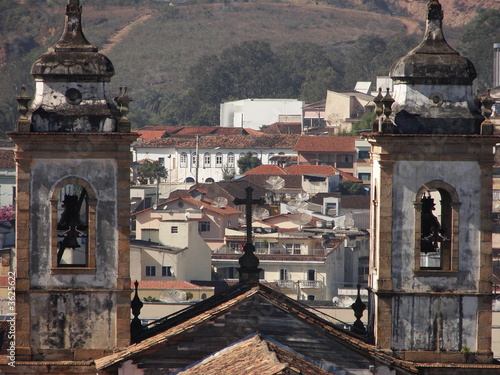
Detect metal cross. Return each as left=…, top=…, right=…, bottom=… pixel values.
left=234, top=186, right=264, bottom=246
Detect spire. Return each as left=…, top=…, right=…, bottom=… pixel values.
left=52, top=0, right=96, bottom=52
left=412, top=0, right=456, bottom=55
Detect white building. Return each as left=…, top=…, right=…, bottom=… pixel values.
left=220, top=99, right=304, bottom=130
left=0, top=148, right=15, bottom=208
left=134, top=134, right=300, bottom=183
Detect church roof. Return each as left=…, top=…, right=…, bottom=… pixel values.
left=95, top=282, right=417, bottom=373
left=172, top=333, right=332, bottom=375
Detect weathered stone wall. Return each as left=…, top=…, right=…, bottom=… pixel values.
left=30, top=158, right=118, bottom=288
left=392, top=160, right=481, bottom=292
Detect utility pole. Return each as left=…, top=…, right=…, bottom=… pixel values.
left=195, top=135, right=199, bottom=184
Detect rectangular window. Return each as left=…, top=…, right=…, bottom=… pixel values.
left=358, top=151, right=370, bottom=159
left=162, top=266, right=172, bottom=277
left=285, top=243, right=301, bottom=254
left=158, top=157, right=165, bottom=165
left=171, top=226, right=178, bottom=233
left=358, top=173, right=371, bottom=181
left=198, top=221, right=211, bottom=232
left=145, top=266, right=156, bottom=277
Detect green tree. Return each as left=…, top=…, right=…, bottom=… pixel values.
left=237, top=152, right=262, bottom=174
left=339, top=180, right=366, bottom=195
left=137, top=159, right=168, bottom=203
left=460, top=10, right=500, bottom=89
left=221, top=164, right=236, bottom=181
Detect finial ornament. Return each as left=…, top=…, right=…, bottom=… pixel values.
left=351, top=284, right=367, bottom=335
left=130, top=280, right=144, bottom=344
left=16, top=86, right=31, bottom=132
left=115, top=87, right=133, bottom=132
left=372, top=88, right=383, bottom=133
left=480, top=89, right=496, bottom=135
left=53, top=0, right=95, bottom=52
left=427, top=0, right=443, bottom=21
left=380, top=88, right=396, bottom=134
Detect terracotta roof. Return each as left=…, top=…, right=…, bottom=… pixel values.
left=243, top=165, right=287, bottom=175
left=263, top=122, right=302, bottom=135
left=0, top=150, right=14, bottom=169
left=0, top=276, right=8, bottom=287
left=138, top=134, right=300, bottom=149
left=132, top=130, right=169, bottom=141
left=239, top=174, right=302, bottom=190
left=134, top=280, right=207, bottom=290
left=175, top=333, right=331, bottom=375
left=94, top=283, right=420, bottom=374
left=140, top=196, right=242, bottom=216
left=294, top=135, right=360, bottom=152
left=284, top=164, right=362, bottom=182
left=308, top=193, right=370, bottom=209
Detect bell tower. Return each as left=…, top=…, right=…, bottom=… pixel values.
left=367, top=0, right=497, bottom=364
left=10, top=0, right=136, bottom=363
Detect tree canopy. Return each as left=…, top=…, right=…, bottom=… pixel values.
left=137, top=159, right=168, bottom=185
left=459, top=9, right=500, bottom=89
left=237, top=152, right=262, bottom=175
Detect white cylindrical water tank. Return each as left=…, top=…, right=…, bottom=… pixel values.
left=494, top=43, right=500, bottom=87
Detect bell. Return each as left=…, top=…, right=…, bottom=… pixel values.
left=61, top=236, right=80, bottom=249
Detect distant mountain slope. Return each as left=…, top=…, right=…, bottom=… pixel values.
left=0, top=0, right=498, bottom=132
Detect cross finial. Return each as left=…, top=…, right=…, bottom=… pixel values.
left=233, top=186, right=264, bottom=283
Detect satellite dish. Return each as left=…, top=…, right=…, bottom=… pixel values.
left=211, top=196, right=228, bottom=208
left=265, top=176, right=285, bottom=191
left=254, top=208, right=270, bottom=221
left=344, top=214, right=355, bottom=228
left=152, top=203, right=158, bottom=210
left=290, top=213, right=312, bottom=226
left=159, top=289, right=186, bottom=303
left=295, top=191, right=310, bottom=201
left=286, top=200, right=307, bottom=214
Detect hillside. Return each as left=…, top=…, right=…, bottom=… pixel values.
left=0, top=0, right=498, bottom=131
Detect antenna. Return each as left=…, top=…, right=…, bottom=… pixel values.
left=290, top=213, right=312, bottom=226
left=265, top=176, right=285, bottom=191
left=211, top=196, right=228, bottom=208
left=286, top=200, right=307, bottom=214
left=295, top=191, right=310, bottom=202
left=254, top=207, right=270, bottom=221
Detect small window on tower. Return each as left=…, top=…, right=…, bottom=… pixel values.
left=414, top=181, right=459, bottom=273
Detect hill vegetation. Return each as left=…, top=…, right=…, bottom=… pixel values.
left=0, top=0, right=498, bottom=132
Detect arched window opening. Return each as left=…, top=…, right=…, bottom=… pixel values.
left=415, top=181, right=459, bottom=272
left=227, top=152, right=235, bottom=167
left=57, top=184, right=89, bottom=266
left=203, top=152, right=211, bottom=168
left=180, top=152, right=187, bottom=168
left=215, top=152, right=223, bottom=167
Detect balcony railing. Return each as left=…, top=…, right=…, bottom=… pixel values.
left=298, top=280, right=323, bottom=289
left=275, top=280, right=297, bottom=289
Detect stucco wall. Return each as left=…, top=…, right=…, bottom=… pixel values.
left=391, top=160, right=481, bottom=291
left=30, top=159, right=118, bottom=288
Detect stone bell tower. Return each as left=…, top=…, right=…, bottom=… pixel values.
left=367, top=0, right=497, bottom=364
left=9, top=0, right=136, bottom=365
